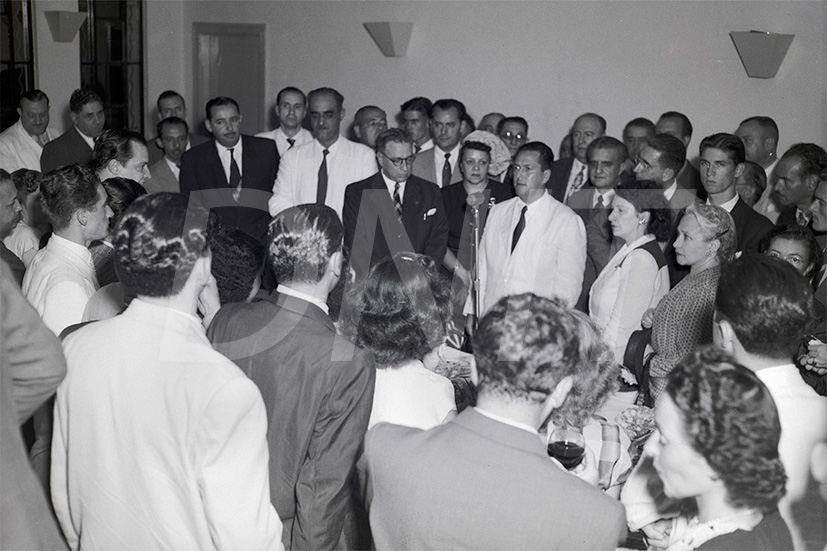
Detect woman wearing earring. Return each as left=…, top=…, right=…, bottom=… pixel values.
left=590, top=180, right=672, bottom=365
left=642, top=203, right=736, bottom=405
left=341, top=252, right=457, bottom=430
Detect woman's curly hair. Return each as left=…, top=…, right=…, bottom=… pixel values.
left=341, top=253, right=451, bottom=366
left=666, top=346, right=787, bottom=513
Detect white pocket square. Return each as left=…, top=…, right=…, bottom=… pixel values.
left=424, top=207, right=437, bottom=219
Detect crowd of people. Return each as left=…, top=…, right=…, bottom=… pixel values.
left=0, top=84, right=826, bottom=550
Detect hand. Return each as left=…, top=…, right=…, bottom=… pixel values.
left=198, top=275, right=221, bottom=330
left=455, top=266, right=472, bottom=289
left=641, top=308, right=656, bottom=329
left=641, top=519, right=672, bottom=550
left=568, top=446, right=599, bottom=487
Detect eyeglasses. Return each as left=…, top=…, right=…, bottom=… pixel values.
left=500, top=131, right=526, bottom=143
left=381, top=153, right=416, bottom=167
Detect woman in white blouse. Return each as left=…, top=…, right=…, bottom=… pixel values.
left=589, top=179, right=672, bottom=364
left=342, top=252, right=457, bottom=430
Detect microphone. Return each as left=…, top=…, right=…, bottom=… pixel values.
left=466, top=192, right=485, bottom=209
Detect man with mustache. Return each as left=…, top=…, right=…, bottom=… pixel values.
left=180, top=96, right=280, bottom=242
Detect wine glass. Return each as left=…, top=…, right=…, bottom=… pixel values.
left=547, top=427, right=586, bottom=470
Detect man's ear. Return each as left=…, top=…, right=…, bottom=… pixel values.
left=716, top=318, right=737, bottom=355
left=70, top=111, right=78, bottom=125
left=204, top=119, right=213, bottom=135
left=663, top=168, right=676, bottom=183
left=76, top=209, right=88, bottom=226
left=339, top=108, right=345, bottom=122
left=155, top=136, right=164, bottom=150
left=804, top=173, right=819, bottom=192
left=541, top=169, right=551, bottom=186
left=107, top=159, right=122, bottom=175
left=354, top=124, right=363, bottom=140
left=734, top=163, right=745, bottom=179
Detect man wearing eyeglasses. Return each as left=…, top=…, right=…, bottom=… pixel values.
left=269, top=87, right=376, bottom=219
left=497, top=116, right=529, bottom=186
left=344, top=128, right=447, bottom=278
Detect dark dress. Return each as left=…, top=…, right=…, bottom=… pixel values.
left=441, top=178, right=515, bottom=270
left=696, top=510, right=793, bottom=550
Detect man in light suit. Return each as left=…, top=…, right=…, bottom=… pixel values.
left=344, top=128, right=448, bottom=278
left=145, top=117, right=188, bottom=194
left=208, top=204, right=374, bottom=550
left=468, top=142, right=586, bottom=319
left=0, top=90, right=60, bottom=172
left=568, top=136, right=629, bottom=312
left=51, top=193, right=284, bottom=549
left=180, top=96, right=280, bottom=241
left=548, top=112, right=606, bottom=203
left=40, top=89, right=105, bottom=173
left=699, top=133, right=772, bottom=255
left=410, top=99, right=466, bottom=188
left=269, top=87, right=376, bottom=218
left=362, top=293, right=627, bottom=550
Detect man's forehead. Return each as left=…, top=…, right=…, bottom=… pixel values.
left=21, top=98, right=48, bottom=111
left=574, top=116, right=600, bottom=130
left=210, top=105, right=239, bottom=119
left=309, top=94, right=339, bottom=111
left=280, top=92, right=304, bottom=105
left=363, top=109, right=385, bottom=120
left=656, top=117, right=685, bottom=136
left=162, top=123, right=187, bottom=136
left=515, top=151, right=541, bottom=165
left=590, top=147, right=621, bottom=163
left=82, top=101, right=104, bottom=113
left=160, top=97, right=184, bottom=108
left=433, top=107, right=459, bottom=121
left=501, top=121, right=526, bottom=134
left=0, top=180, right=15, bottom=200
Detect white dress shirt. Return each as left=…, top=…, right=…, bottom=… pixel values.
left=707, top=193, right=739, bottom=213
left=75, top=126, right=95, bottom=150
left=369, top=359, right=456, bottom=431
left=22, top=234, right=99, bottom=336
left=471, top=193, right=586, bottom=315
left=663, top=180, right=678, bottom=202
left=256, top=126, right=313, bottom=157
left=215, top=138, right=243, bottom=183
left=276, top=284, right=329, bottom=315
left=381, top=171, right=406, bottom=202
left=52, top=299, right=284, bottom=550
left=165, top=156, right=181, bottom=180
left=269, top=137, right=376, bottom=217
left=416, top=138, right=434, bottom=153
left=0, top=119, right=60, bottom=172
left=589, top=234, right=669, bottom=363
left=432, top=143, right=461, bottom=188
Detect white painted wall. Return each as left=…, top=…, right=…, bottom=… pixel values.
left=91, top=1, right=827, bottom=153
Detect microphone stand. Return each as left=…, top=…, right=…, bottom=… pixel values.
left=466, top=192, right=485, bottom=332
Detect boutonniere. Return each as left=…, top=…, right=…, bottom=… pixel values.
left=423, top=207, right=437, bottom=220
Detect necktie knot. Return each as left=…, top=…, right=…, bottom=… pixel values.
left=287, top=138, right=296, bottom=148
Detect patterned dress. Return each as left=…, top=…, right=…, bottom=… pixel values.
left=649, top=265, right=721, bottom=403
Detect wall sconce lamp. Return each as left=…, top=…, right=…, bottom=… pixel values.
left=730, top=31, right=794, bottom=78
left=364, top=22, right=413, bottom=57
left=43, top=11, right=88, bottom=43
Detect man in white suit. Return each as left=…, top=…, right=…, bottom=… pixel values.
left=467, top=142, right=586, bottom=320
left=268, top=87, right=375, bottom=218
left=51, top=193, right=284, bottom=550
left=0, top=90, right=60, bottom=172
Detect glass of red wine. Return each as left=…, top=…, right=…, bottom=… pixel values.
left=547, top=427, right=586, bottom=470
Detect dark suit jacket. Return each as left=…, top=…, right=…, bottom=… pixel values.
left=410, top=148, right=462, bottom=187
left=677, top=160, right=705, bottom=200
left=207, top=291, right=375, bottom=551
left=730, top=197, right=773, bottom=254
left=547, top=156, right=575, bottom=202
left=179, top=135, right=279, bottom=241
left=40, top=127, right=93, bottom=173
left=568, top=186, right=618, bottom=312
left=343, top=172, right=448, bottom=278
left=362, top=408, right=627, bottom=550
left=0, top=243, right=25, bottom=286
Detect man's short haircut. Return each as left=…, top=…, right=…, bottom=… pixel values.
left=497, top=116, right=529, bottom=134
left=92, top=129, right=147, bottom=173
left=101, top=177, right=147, bottom=220
left=474, top=294, right=583, bottom=400
left=780, top=143, right=827, bottom=179
left=276, top=86, right=306, bottom=106
left=716, top=254, right=814, bottom=359
left=375, top=127, right=413, bottom=153
left=587, top=136, right=628, bottom=163
left=461, top=140, right=492, bottom=159
left=19, top=89, right=49, bottom=106
left=39, top=164, right=101, bottom=230
left=700, top=133, right=746, bottom=165
left=645, top=133, right=686, bottom=173
left=354, top=105, right=384, bottom=125
left=10, top=168, right=41, bottom=195
left=268, top=204, right=343, bottom=285
left=739, top=161, right=767, bottom=197
left=614, top=179, right=673, bottom=242
left=114, top=193, right=215, bottom=298
left=69, top=89, right=103, bottom=114
left=739, top=116, right=779, bottom=141
left=659, top=111, right=693, bottom=139
left=574, top=112, right=607, bottom=133
left=624, top=117, right=655, bottom=135
left=205, top=96, right=240, bottom=120
left=307, top=87, right=344, bottom=110
left=156, top=116, right=189, bottom=138
left=431, top=98, right=466, bottom=122
left=516, top=141, right=555, bottom=171
left=156, top=90, right=184, bottom=110
left=400, top=97, right=432, bottom=117
left=210, top=226, right=265, bottom=305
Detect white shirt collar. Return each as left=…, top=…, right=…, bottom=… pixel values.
left=474, top=406, right=539, bottom=435
left=765, top=158, right=779, bottom=179
left=381, top=171, right=405, bottom=200
left=708, top=193, right=739, bottom=213
left=164, top=156, right=180, bottom=179
left=663, top=180, right=678, bottom=201
left=316, top=136, right=340, bottom=154
left=74, top=126, right=96, bottom=149
left=276, top=284, right=329, bottom=314
left=594, top=188, right=615, bottom=207
left=214, top=137, right=243, bottom=157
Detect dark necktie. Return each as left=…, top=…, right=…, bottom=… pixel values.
left=229, top=147, right=242, bottom=202
left=415, top=143, right=421, bottom=154
left=316, top=148, right=329, bottom=204
left=393, top=182, right=403, bottom=224
left=511, top=206, right=527, bottom=253
left=442, top=152, right=452, bottom=188
left=287, top=138, right=296, bottom=149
